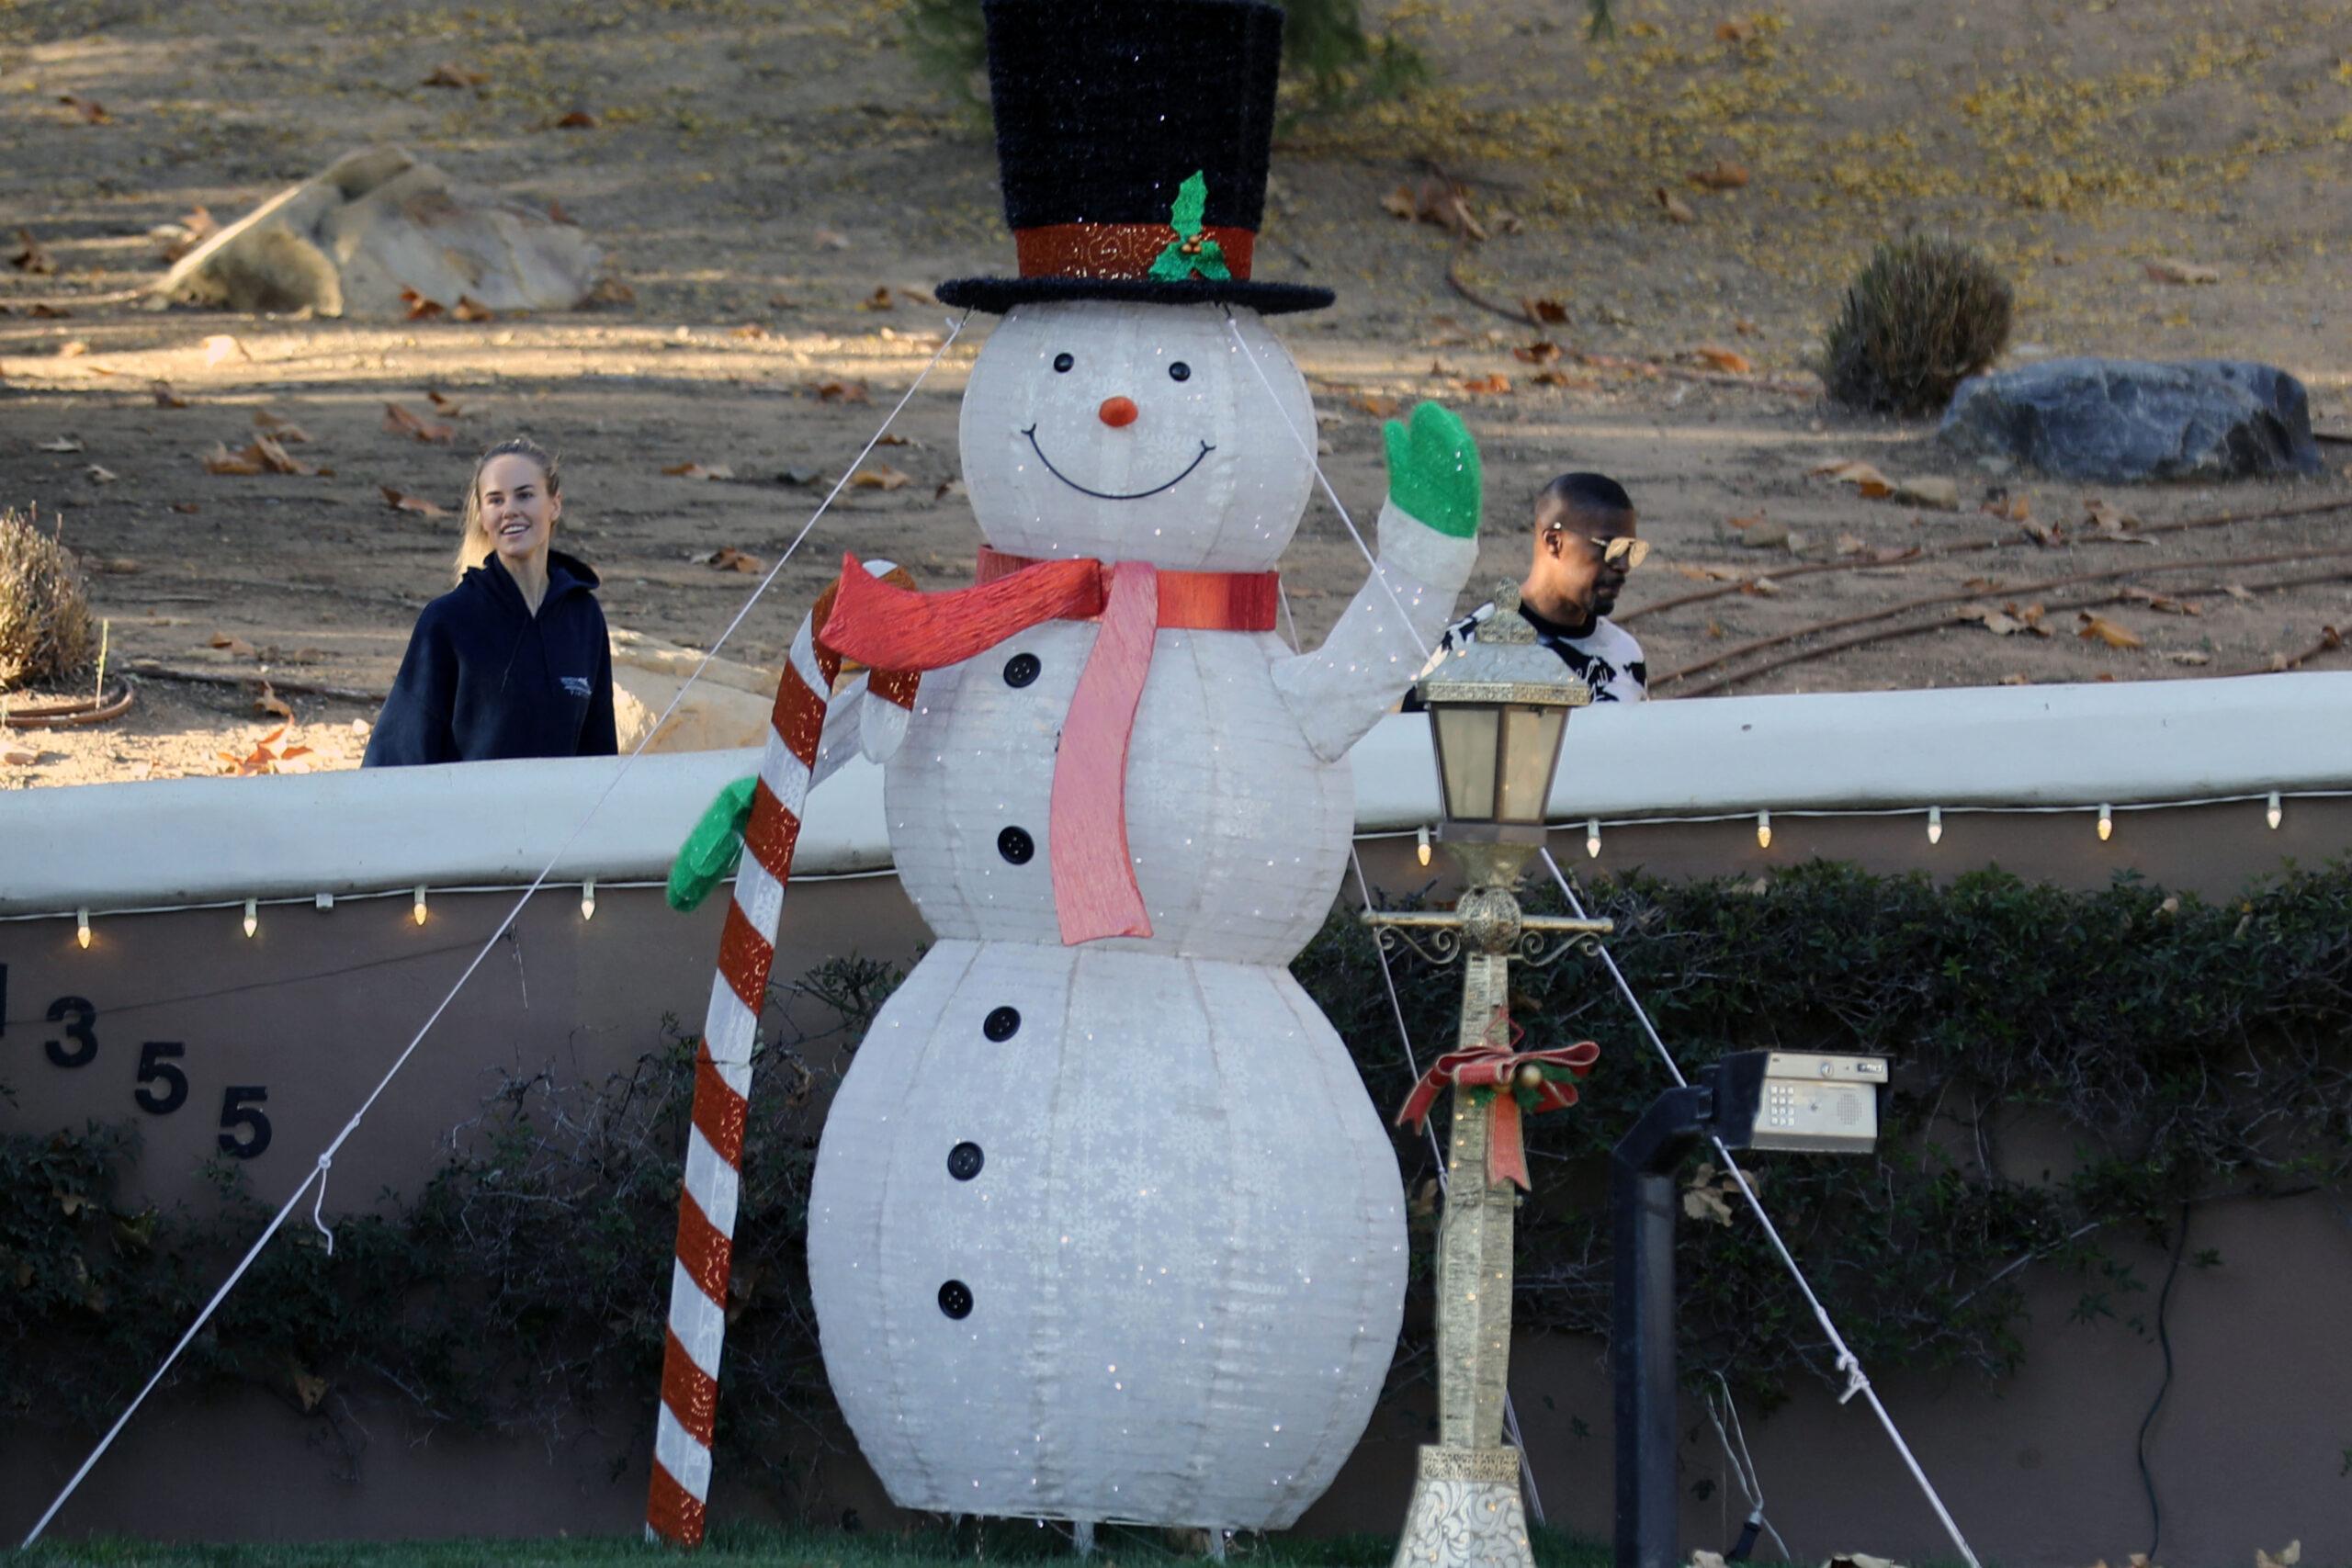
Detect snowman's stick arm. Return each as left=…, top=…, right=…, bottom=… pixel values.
left=1272, top=499, right=1477, bottom=762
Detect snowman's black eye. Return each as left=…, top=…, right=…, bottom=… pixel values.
left=1168, top=361, right=1191, bottom=382
left=1052, top=352, right=1074, bottom=373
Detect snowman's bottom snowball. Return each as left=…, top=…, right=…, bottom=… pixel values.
left=808, top=939, right=1409, bottom=1529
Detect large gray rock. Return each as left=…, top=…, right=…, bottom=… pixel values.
left=1939, top=357, right=2323, bottom=482
left=155, top=146, right=598, bottom=318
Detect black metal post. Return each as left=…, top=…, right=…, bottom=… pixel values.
left=1611, top=1084, right=1710, bottom=1568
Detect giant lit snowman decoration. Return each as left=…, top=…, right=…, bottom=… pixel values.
left=806, top=0, right=1482, bottom=1532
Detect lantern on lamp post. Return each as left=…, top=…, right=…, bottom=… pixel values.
left=1365, top=583, right=1614, bottom=1568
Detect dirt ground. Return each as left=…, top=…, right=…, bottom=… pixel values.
left=4, top=0, right=2350, bottom=790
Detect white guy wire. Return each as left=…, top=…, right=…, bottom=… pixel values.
left=1706, top=1373, right=1794, bottom=1563
left=1538, top=846, right=1983, bottom=1568
left=19, top=316, right=968, bottom=1550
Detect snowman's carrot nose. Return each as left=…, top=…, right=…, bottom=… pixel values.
left=1098, top=395, right=1139, bottom=428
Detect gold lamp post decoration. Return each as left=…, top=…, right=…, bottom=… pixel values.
left=1366, top=582, right=1614, bottom=1568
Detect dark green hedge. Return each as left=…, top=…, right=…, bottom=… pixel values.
left=6, top=862, right=2348, bottom=1506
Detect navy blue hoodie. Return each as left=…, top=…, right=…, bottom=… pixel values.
left=362, top=550, right=618, bottom=768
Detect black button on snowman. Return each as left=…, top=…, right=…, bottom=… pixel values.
left=805, top=0, right=1487, bottom=1534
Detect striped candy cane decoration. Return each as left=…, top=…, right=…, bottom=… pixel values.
left=647, top=562, right=918, bottom=1547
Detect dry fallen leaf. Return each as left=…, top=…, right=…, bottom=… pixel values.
left=2256, top=1545, right=2301, bottom=1568
left=1689, top=160, right=1750, bottom=191
left=1958, top=603, right=2023, bottom=637
left=1350, top=393, right=1401, bottom=418
left=154, top=206, right=220, bottom=263
left=202, top=442, right=266, bottom=476
left=1379, top=186, right=1417, bottom=220
left=2000, top=672, right=2031, bottom=686
left=56, top=340, right=87, bottom=359
left=27, top=301, right=71, bottom=319
left=2082, top=497, right=2142, bottom=536
left=1692, top=344, right=1752, bottom=373
left=2223, top=583, right=2256, bottom=603
left=170, top=502, right=200, bottom=514
left=859, top=286, right=896, bottom=311
left=383, top=401, right=456, bottom=444
left=2077, top=612, right=2145, bottom=650
left=811, top=228, right=852, bottom=251
left=380, top=484, right=447, bottom=516
left=583, top=276, right=635, bottom=308
left=1715, top=17, right=1758, bottom=41
left=815, top=379, right=870, bottom=403
left=85, top=464, right=117, bottom=484
left=423, top=63, right=489, bottom=88
left=729, top=322, right=771, bottom=340
left=709, top=547, right=764, bottom=573
left=662, top=461, right=737, bottom=481
left=554, top=109, right=599, bottom=129
left=2120, top=586, right=2201, bottom=616
left=36, top=435, right=85, bottom=453
left=1459, top=373, right=1511, bottom=395
left=253, top=409, right=311, bottom=441
left=12, top=229, right=56, bottom=275
left=2164, top=649, right=2212, bottom=666
left=152, top=382, right=189, bottom=409
left=209, top=633, right=257, bottom=656
left=2021, top=518, right=2061, bottom=547
left=401, top=288, right=447, bottom=321
left=252, top=434, right=314, bottom=476
left=2, top=745, right=38, bottom=767
left=1895, top=476, right=1959, bottom=509
left=424, top=389, right=467, bottom=416
left=850, top=464, right=912, bottom=491
left=1655, top=187, right=1697, bottom=223
left=1512, top=340, right=1562, bottom=364
left=1982, top=492, right=2031, bottom=523
left=451, top=295, right=494, bottom=322
left=202, top=333, right=247, bottom=366
left=2143, top=258, right=2220, bottom=285
left=254, top=682, right=293, bottom=719
left=1811, top=458, right=1894, bottom=497
left=60, top=93, right=110, bottom=125
left=1521, top=296, right=1570, bottom=325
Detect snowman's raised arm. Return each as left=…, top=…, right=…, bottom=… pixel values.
left=1273, top=401, right=1480, bottom=761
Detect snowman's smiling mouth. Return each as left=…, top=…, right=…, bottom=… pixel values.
left=1022, top=426, right=1214, bottom=502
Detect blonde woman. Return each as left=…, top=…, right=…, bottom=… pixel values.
left=362, top=438, right=616, bottom=767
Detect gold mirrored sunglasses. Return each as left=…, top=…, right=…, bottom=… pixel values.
left=1549, top=529, right=1650, bottom=570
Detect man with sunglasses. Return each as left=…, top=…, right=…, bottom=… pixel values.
left=1416, top=471, right=1651, bottom=704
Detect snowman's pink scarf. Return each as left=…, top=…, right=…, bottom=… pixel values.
left=823, top=548, right=1278, bottom=945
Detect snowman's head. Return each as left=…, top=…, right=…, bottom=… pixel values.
left=958, top=300, right=1316, bottom=571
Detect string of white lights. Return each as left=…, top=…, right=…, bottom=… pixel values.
left=17, top=318, right=969, bottom=1551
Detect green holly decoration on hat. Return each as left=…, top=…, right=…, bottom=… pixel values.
left=1148, top=171, right=1233, bottom=283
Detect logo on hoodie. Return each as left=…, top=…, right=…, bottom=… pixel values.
left=560, top=675, right=594, bottom=699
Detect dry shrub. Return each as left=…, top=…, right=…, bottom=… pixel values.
left=0, top=507, right=96, bottom=691
left=1822, top=236, right=2014, bottom=418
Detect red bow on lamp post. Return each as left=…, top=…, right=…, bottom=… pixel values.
left=1396, top=1010, right=1600, bottom=1190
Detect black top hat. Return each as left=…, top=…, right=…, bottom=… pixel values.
left=935, top=0, right=1333, bottom=315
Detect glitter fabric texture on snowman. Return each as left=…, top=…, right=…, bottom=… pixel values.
left=799, top=0, right=1482, bottom=1535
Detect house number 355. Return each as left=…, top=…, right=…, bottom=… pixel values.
left=3, top=964, right=274, bottom=1159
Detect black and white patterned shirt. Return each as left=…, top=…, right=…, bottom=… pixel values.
left=1412, top=601, right=1649, bottom=705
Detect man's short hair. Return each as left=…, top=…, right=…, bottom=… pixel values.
left=1537, top=471, right=1634, bottom=525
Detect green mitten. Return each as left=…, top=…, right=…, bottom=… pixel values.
left=1381, top=400, right=1482, bottom=540
left=666, top=774, right=758, bottom=912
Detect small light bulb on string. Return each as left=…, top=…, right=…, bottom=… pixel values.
left=1927, top=807, right=1943, bottom=846
left=1756, top=810, right=1771, bottom=850
left=2097, top=804, right=2112, bottom=842
left=243, top=897, right=258, bottom=939
left=1586, top=818, right=1601, bottom=860
left=2266, top=791, right=2282, bottom=830
left=582, top=877, right=598, bottom=919
left=76, top=908, right=91, bottom=949
left=413, top=886, right=428, bottom=925
left=1415, top=825, right=1430, bottom=868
